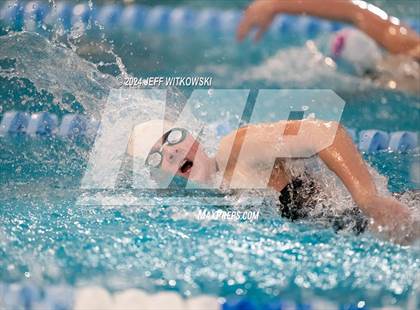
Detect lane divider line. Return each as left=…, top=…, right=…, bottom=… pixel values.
left=1, top=1, right=419, bottom=37
left=0, top=111, right=418, bottom=153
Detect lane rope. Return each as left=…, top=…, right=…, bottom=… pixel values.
left=0, top=111, right=417, bottom=152
left=1, top=1, right=419, bottom=37
left=0, top=282, right=381, bottom=310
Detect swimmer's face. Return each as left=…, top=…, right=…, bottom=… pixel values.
left=147, top=129, right=214, bottom=184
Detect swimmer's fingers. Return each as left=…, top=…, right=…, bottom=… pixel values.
left=236, top=16, right=251, bottom=42
left=236, top=11, right=258, bottom=41
left=254, top=23, right=270, bottom=42
left=236, top=1, right=276, bottom=42
left=236, top=15, right=273, bottom=42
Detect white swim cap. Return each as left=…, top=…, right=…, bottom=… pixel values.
left=127, top=119, right=175, bottom=162
left=331, top=28, right=382, bottom=74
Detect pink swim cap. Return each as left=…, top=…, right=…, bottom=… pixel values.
left=329, top=28, right=382, bottom=74
left=331, top=29, right=350, bottom=58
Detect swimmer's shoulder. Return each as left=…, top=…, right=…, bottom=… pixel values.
left=215, top=126, right=248, bottom=167
left=216, top=120, right=314, bottom=157
left=215, top=122, right=284, bottom=165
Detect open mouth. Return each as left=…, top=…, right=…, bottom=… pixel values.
left=179, top=159, right=193, bottom=174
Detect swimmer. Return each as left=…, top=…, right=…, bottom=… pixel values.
left=236, top=0, right=420, bottom=93
left=128, top=119, right=419, bottom=244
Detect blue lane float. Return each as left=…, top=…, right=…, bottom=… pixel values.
left=57, top=114, right=88, bottom=138
left=26, top=112, right=58, bottom=136
left=1, top=1, right=419, bottom=37
left=0, top=283, right=74, bottom=310
left=388, top=131, right=418, bottom=152
left=358, top=130, right=390, bottom=153
left=0, top=111, right=418, bottom=153
left=0, top=283, right=375, bottom=310
left=0, top=111, right=30, bottom=134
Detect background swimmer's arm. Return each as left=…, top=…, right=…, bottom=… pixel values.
left=237, top=0, right=420, bottom=57
left=234, top=120, right=416, bottom=243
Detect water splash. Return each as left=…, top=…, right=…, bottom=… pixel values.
left=0, top=6, right=419, bottom=308
left=0, top=32, right=119, bottom=115
left=244, top=43, right=374, bottom=90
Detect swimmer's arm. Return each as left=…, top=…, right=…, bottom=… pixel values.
left=237, top=0, right=420, bottom=56
left=226, top=120, right=416, bottom=243
left=313, top=122, right=415, bottom=243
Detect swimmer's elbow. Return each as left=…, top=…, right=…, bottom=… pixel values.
left=305, top=120, right=343, bottom=148
left=307, top=120, right=342, bottom=132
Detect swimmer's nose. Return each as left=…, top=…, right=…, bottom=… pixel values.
left=164, top=146, right=180, bottom=164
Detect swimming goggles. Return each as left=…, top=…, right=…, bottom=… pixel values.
left=145, top=128, right=187, bottom=168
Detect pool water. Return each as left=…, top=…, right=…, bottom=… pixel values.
left=0, top=2, right=419, bottom=309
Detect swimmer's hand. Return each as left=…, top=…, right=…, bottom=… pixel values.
left=238, top=0, right=420, bottom=57
left=237, top=0, right=277, bottom=42
left=407, top=45, right=420, bottom=60
left=361, top=196, right=417, bottom=244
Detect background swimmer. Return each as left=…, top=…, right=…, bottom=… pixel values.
left=128, top=119, right=419, bottom=245
left=237, top=0, right=420, bottom=92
